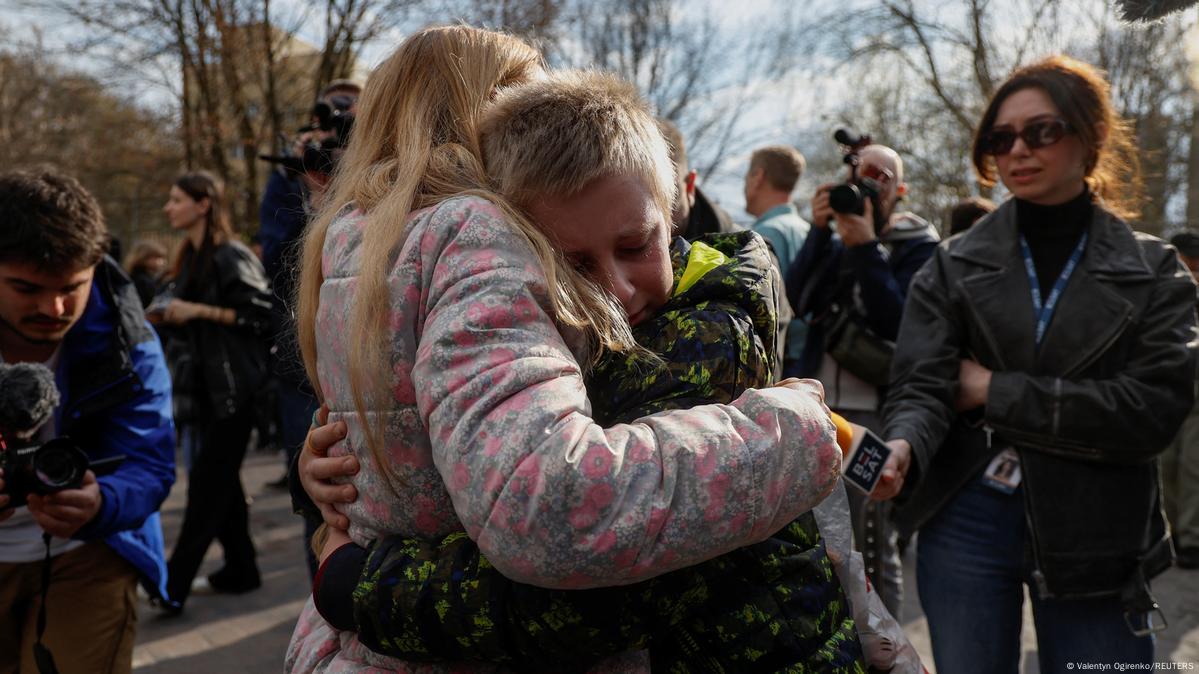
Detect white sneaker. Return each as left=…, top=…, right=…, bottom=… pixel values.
left=190, top=576, right=215, bottom=595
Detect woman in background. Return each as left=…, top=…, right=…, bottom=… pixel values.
left=152, top=171, right=273, bottom=614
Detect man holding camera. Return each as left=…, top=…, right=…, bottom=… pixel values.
left=785, top=141, right=938, bottom=618
left=0, top=169, right=175, bottom=674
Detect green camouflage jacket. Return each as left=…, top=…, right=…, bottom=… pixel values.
left=348, top=232, right=863, bottom=673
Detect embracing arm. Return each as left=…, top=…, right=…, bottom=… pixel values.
left=415, top=200, right=842, bottom=589
left=323, top=276, right=787, bottom=663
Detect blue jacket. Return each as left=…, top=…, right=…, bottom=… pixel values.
left=57, top=257, right=176, bottom=599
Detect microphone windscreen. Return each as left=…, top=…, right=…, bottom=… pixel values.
left=0, top=362, right=60, bottom=436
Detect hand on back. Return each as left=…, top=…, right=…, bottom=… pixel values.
left=300, top=404, right=358, bottom=531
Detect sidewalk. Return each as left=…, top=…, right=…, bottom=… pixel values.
left=134, top=451, right=1199, bottom=672
left=133, top=450, right=309, bottom=672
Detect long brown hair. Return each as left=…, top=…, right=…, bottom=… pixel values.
left=296, top=26, right=640, bottom=477
left=972, top=55, right=1143, bottom=220
left=170, top=171, right=234, bottom=295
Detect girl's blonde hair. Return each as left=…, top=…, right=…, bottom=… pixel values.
left=296, top=26, right=638, bottom=475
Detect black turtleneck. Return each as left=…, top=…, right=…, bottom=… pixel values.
left=1016, top=187, right=1092, bottom=297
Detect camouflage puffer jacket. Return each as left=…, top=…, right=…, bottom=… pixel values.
left=350, top=232, right=864, bottom=673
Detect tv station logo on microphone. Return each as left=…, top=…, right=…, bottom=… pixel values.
left=843, top=427, right=892, bottom=495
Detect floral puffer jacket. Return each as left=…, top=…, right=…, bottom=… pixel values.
left=285, top=196, right=842, bottom=673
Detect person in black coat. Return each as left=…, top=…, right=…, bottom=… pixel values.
left=879, top=55, right=1198, bottom=673
left=151, top=171, right=273, bottom=614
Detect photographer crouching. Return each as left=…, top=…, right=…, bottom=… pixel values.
left=0, top=169, right=175, bottom=674
left=784, top=132, right=939, bottom=617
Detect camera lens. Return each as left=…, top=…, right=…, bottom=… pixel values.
left=31, top=439, right=87, bottom=490
left=829, top=183, right=865, bottom=215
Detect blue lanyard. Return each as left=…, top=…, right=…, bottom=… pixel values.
left=1019, top=232, right=1088, bottom=345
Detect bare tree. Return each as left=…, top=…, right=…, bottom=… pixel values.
left=29, top=0, right=405, bottom=231
left=0, top=38, right=182, bottom=244
left=313, top=0, right=422, bottom=98
left=814, top=0, right=1195, bottom=233
left=1096, top=10, right=1194, bottom=232
left=445, top=0, right=563, bottom=48
left=553, top=0, right=789, bottom=180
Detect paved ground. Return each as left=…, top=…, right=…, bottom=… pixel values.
left=134, top=450, right=1199, bottom=672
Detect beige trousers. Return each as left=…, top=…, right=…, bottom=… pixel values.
left=0, top=541, right=138, bottom=674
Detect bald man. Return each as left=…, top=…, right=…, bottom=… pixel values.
left=784, top=143, right=939, bottom=618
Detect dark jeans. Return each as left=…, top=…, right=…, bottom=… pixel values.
left=917, top=474, right=1153, bottom=674
left=278, top=382, right=320, bottom=578
left=166, top=410, right=259, bottom=605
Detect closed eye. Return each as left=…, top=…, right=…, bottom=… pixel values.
left=619, top=230, right=654, bottom=256
left=566, top=254, right=593, bottom=274
left=8, top=281, right=40, bottom=294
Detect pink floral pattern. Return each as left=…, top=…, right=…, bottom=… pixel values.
left=285, top=196, right=841, bottom=672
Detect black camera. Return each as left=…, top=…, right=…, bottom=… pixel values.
left=0, top=437, right=89, bottom=509
left=306, top=96, right=355, bottom=140
left=260, top=96, right=355, bottom=178
left=828, top=128, right=881, bottom=218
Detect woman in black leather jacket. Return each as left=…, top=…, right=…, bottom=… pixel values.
left=879, top=56, right=1197, bottom=673
left=152, top=171, right=273, bottom=613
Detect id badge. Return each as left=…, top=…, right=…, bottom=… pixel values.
left=983, top=447, right=1022, bottom=494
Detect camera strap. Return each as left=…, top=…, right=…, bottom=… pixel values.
left=33, top=532, right=60, bottom=674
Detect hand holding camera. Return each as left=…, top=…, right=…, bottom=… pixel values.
left=0, top=362, right=118, bottom=536
left=812, top=183, right=877, bottom=246
left=260, top=96, right=356, bottom=190
left=26, top=470, right=101, bottom=538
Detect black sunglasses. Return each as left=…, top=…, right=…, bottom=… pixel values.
left=980, top=118, right=1074, bottom=156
